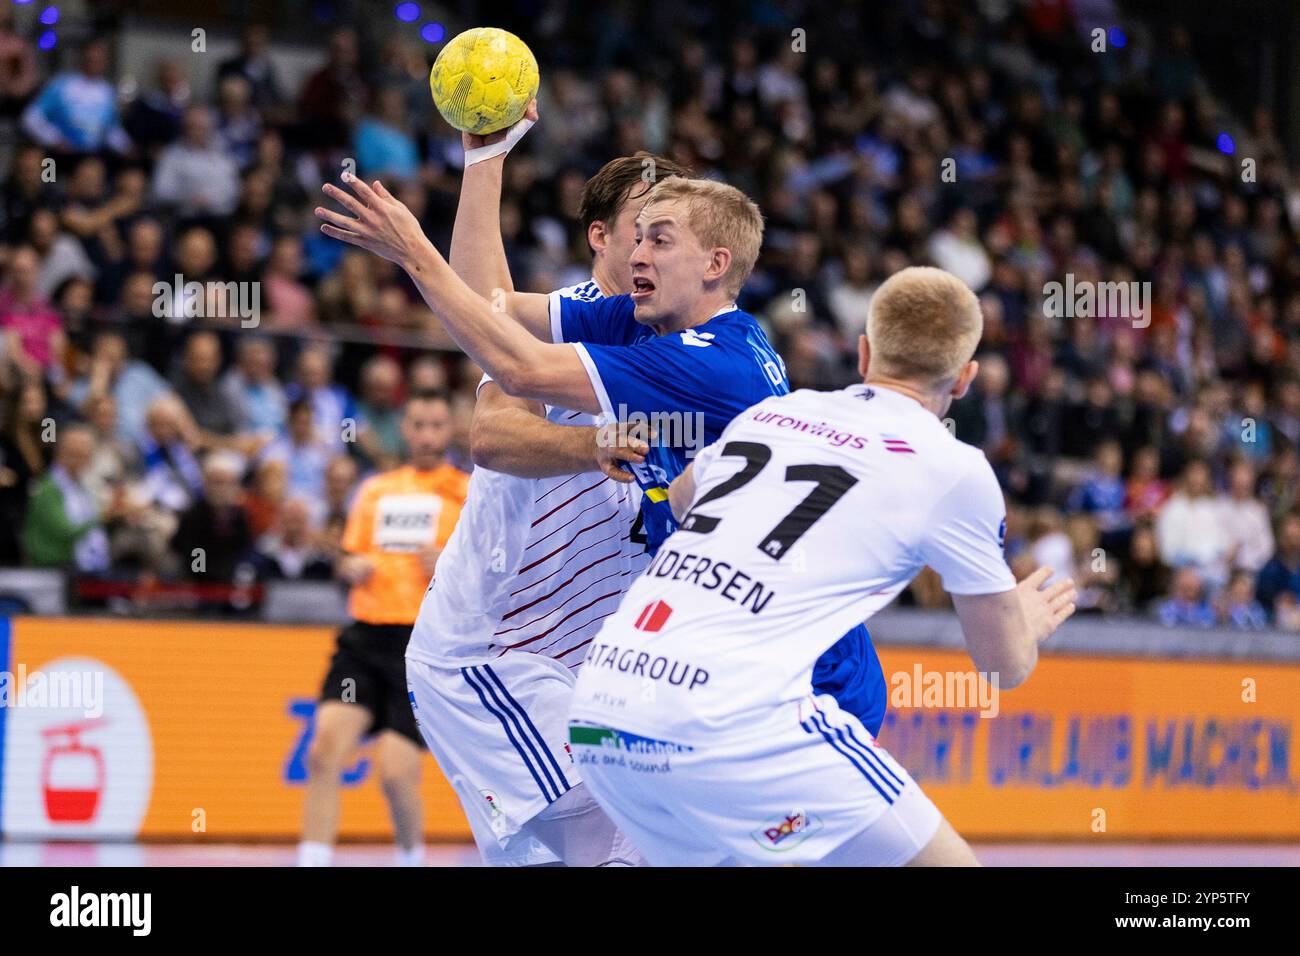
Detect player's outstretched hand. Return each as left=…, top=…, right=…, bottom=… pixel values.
left=1017, top=566, right=1077, bottom=645
left=462, top=98, right=539, bottom=151
left=594, top=420, right=653, bottom=484
left=317, top=173, right=428, bottom=269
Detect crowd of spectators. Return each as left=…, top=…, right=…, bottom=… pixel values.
left=0, top=2, right=1297, bottom=627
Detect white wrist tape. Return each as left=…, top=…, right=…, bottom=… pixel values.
left=464, top=116, right=535, bottom=167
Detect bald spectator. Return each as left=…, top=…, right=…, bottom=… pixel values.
left=152, top=106, right=241, bottom=218
left=172, top=450, right=254, bottom=583
left=172, top=331, right=238, bottom=439
left=256, top=497, right=333, bottom=580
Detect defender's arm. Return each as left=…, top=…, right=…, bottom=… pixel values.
left=470, top=382, right=648, bottom=481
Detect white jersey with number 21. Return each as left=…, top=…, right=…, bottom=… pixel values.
left=570, top=383, right=1017, bottom=742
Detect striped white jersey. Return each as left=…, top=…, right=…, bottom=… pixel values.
left=407, top=281, right=650, bottom=669
left=570, top=384, right=1017, bottom=741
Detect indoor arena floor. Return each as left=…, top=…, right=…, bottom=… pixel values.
left=3, top=842, right=1298, bottom=866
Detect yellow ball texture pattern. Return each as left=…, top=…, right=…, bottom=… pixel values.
left=429, top=27, right=539, bottom=135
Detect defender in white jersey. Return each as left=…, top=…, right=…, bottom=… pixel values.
left=568, top=267, right=1078, bottom=866
left=404, top=140, right=692, bottom=865
left=405, top=291, right=648, bottom=867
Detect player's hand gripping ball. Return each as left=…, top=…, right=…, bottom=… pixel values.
left=429, top=27, right=539, bottom=135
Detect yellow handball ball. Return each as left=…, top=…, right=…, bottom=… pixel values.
left=429, top=27, right=539, bottom=135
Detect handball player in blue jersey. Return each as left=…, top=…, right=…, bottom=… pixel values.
left=316, top=153, right=885, bottom=735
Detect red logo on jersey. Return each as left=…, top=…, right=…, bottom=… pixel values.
left=633, top=600, right=673, bottom=632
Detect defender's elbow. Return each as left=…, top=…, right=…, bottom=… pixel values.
left=490, top=362, right=528, bottom=399
left=468, top=420, right=504, bottom=470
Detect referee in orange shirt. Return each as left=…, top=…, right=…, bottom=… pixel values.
left=299, top=389, right=468, bottom=867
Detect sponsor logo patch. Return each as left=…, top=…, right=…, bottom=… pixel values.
left=751, top=809, right=822, bottom=852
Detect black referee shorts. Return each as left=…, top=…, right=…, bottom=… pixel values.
left=318, top=621, right=422, bottom=746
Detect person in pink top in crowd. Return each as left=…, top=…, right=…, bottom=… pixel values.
left=0, top=245, right=65, bottom=379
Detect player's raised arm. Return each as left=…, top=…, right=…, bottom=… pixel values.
left=317, top=173, right=600, bottom=412
left=449, top=104, right=552, bottom=340
left=449, top=102, right=620, bottom=477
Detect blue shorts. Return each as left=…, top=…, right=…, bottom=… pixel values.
left=812, top=624, right=886, bottom=737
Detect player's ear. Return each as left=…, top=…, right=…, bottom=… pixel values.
left=706, top=247, right=732, bottom=285
left=857, top=335, right=871, bottom=378
left=951, top=359, right=979, bottom=400
left=587, top=220, right=607, bottom=256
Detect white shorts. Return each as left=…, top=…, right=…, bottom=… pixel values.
left=406, top=651, right=581, bottom=866
left=569, top=693, right=941, bottom=866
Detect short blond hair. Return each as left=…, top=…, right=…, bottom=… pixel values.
left=867, top=266, right=982, bottom=386
left=640, top=178, right=763, bottom=296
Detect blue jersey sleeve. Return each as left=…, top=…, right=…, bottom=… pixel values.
left=550, top=291, right=641, bottom=347
left=572, top=325, right=785, bottom=438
